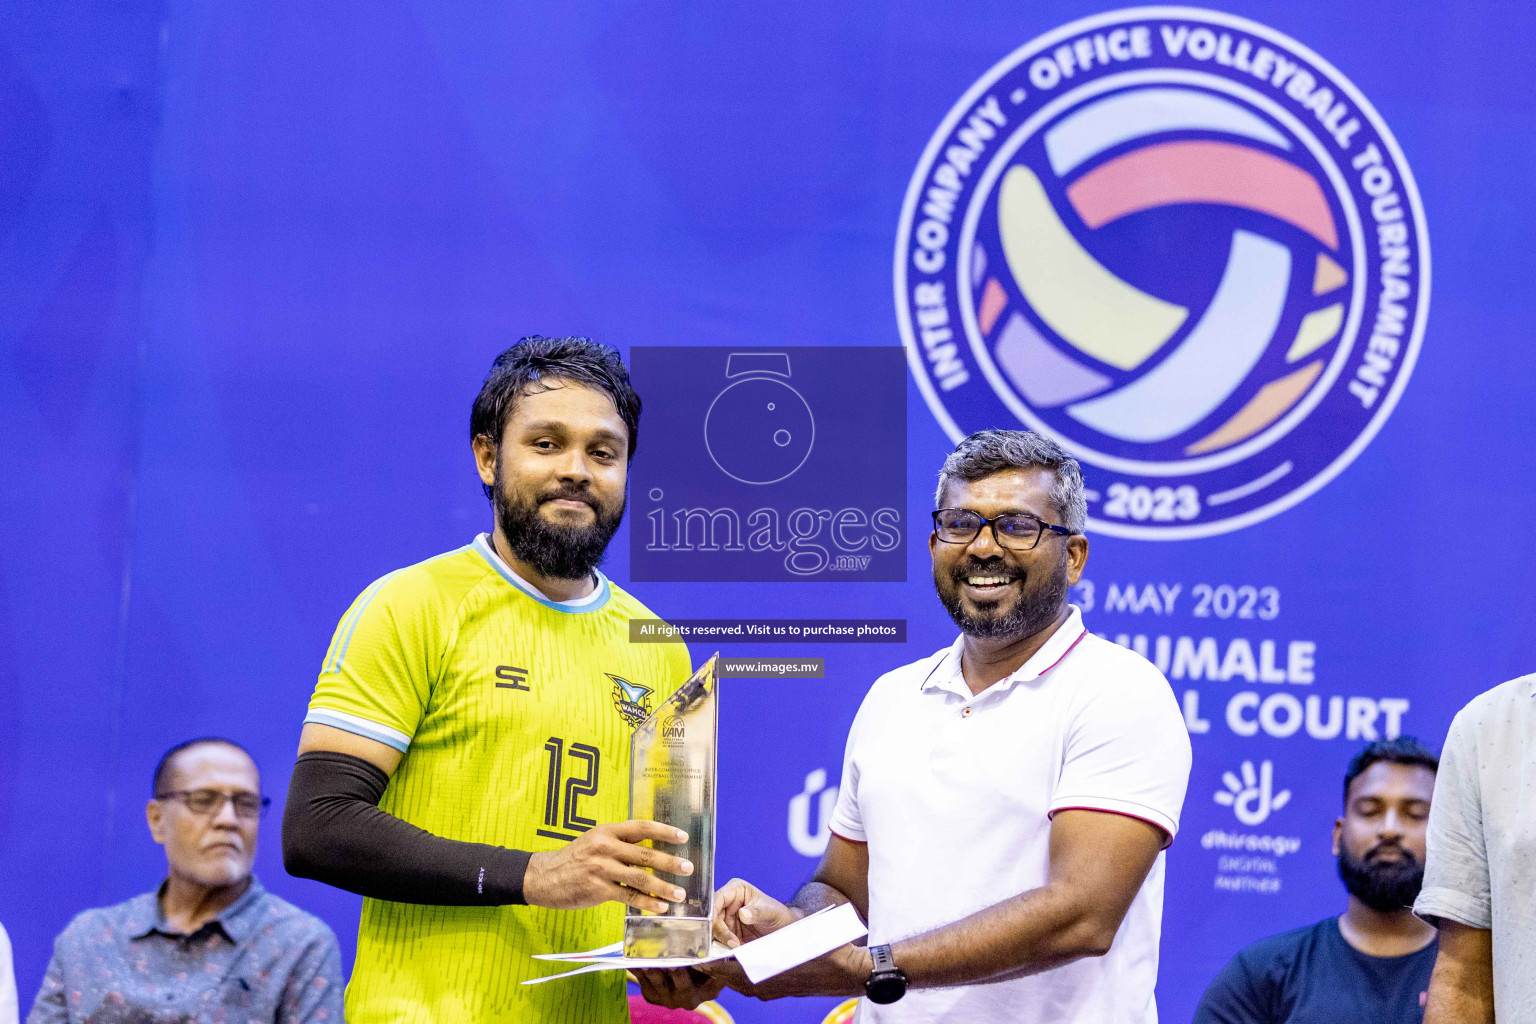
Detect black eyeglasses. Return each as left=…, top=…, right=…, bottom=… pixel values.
left=155, top=789, right=271, bottom=820
left=932, top=507, right=1075, bottom=551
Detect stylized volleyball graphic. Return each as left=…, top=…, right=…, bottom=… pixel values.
left=897, top=8, right=1429, bottom=538
left=972, top=86, right=1349, bottom=458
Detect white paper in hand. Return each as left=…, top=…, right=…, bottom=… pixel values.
left=524, top=941, right=734, bottom=985
left=524, top=902, right=867, bottom=986
left=731, top=902, right=868, bottom=984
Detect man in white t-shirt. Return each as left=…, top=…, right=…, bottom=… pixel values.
left=637, top=429, right=1191, bottom=1022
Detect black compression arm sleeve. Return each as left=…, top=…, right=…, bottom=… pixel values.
left=282, top=750, right=532, bottom=906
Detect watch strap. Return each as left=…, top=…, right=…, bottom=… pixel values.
left=869, top=944, right=897, bottom=973
left=865, top=943, right=907, bottom=1005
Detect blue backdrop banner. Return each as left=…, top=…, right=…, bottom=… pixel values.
left=3, top=3, right=1533, bottom=1023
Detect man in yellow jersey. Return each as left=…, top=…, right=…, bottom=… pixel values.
left=282, top=336, right=695, bottom=1024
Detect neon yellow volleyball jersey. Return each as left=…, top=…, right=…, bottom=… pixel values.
left=305, top=533, right=690, bottom=1024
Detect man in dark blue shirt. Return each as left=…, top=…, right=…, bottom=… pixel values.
left=1194, top=738, right=1439, bottom=1024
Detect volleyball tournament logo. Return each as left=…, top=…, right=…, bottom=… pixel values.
left=896, top=7, right=1429, bottom=538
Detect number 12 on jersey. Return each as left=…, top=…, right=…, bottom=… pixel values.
left=539, top=736, right=600, bottom=842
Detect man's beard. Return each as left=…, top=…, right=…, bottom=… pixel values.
left=932, top=548, right=1070, bottom=640
left=493, top=476, right=625, bottom=581
left=1337, top=842, right=1424, bottom=913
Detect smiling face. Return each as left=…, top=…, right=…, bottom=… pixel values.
left=474, top=379, right=630, bottom=580
left=1333, top=759, right=1435, bottom=912
left=146, top=743, right=260, bottom=890
left=929, top=467, right=1088, bottom=640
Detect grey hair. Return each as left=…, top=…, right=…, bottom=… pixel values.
left=934, top=429, right=1087, bottom=533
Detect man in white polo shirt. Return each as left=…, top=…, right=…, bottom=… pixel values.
left=636, top=429, right=1191, bottom=1022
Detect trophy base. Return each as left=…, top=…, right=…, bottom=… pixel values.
left=623, top=915, right=712, bottom=959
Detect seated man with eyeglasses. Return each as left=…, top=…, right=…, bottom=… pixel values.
left=29, top=738, right=343, bottom=1024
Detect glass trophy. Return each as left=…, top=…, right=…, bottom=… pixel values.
left=624, top=654, right=719, bottom=958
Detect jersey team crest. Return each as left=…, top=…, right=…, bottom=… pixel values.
left=896, top=7, right=1429, bottom=538
left=608, top=673, right=655, bottom=727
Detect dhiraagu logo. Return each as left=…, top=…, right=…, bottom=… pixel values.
left=1214, top=758, right=1292, bottom=826
left=896, top=7, right=1429, bottom=538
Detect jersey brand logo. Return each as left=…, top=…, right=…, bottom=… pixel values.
left=495, top=665, right=530, bottom=691
left=608, top=673, right=654, bottom=727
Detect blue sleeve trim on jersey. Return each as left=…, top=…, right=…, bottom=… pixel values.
left=326, top=571, right=402, bottom=674
left=304, top=708, right=412, bottom=753
left=325, top=545, right=479, bottom=674
left=471, top=534, right=612, bottom=614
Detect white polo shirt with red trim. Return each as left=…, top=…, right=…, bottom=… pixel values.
left=829, top=606, right=1191, bottom=1024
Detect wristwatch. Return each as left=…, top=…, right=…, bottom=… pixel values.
left=864, top=944, right=907, bottom=1004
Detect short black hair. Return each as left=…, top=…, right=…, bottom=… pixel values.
left=935, top=429, right=1087, bottom=532
left=469, top=336, right=642, bottom=495
left=152, top=737, right=256, bottom=796
left=1342, top=736, right=1438, bottom=804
